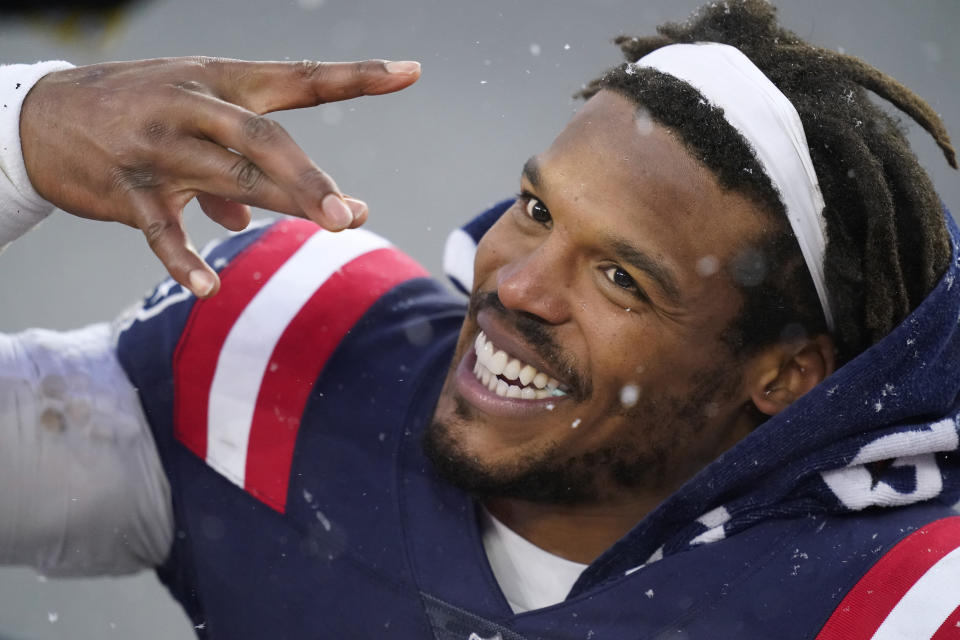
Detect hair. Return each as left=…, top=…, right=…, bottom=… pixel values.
left=578, top=0, right=955, bottom=363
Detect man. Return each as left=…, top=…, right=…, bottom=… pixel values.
left=2, top=1, right=959, bottom=638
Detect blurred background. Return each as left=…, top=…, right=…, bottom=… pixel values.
left=0, top=0, right=957, bottom=637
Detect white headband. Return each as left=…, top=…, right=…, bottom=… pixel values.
left=636, top=43, right=834, bottom=331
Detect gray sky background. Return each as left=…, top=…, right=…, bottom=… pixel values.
left=0, top=1, right=957, bottom=638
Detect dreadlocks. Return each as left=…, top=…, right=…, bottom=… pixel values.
left=579, top=0, right=955, bottom=363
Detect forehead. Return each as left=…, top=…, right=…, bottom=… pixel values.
left=533, top=90, right=769, bottom=273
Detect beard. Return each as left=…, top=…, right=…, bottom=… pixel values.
left=422, top=344, right=742, bottom=506
left=422, top=397, right=626, bottom=504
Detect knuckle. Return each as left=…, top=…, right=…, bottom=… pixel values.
left=295, top=60, right=327, bottom=82
left=241, top=114, right=282, bottom=143
left=174, top=79, right=206, bottom=93
left=232, top=158, right=265, bottom=194
left=189, top=55, right=228, bottom=70
left=142, top=120, right=170, bottom=143
left=143, top=218, right=177, bottom=249
left=110, top=161, right=159, bottom=193
left=296, top=167, right=335, bottom=195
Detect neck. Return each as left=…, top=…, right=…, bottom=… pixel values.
left=483, top=494, right=661, bottom=565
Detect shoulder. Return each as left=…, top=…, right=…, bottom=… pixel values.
left=119, top=217, right=430, bottom=368
left=815, top=510, right=960, bottom=640
left=117, top=218, right=461, bottom=513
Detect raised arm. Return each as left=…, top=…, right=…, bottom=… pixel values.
left=16, top=56, right=421, bottom=297
left=0, top=56, right=421, bottom=576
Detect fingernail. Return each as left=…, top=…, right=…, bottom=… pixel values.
left=322, top=193, right=354, bottom=230
left=385, top=60, right=421, bottom=75
left=344, top=197, right=367, bottom=217
left=189, top=269, right=217, bottom=297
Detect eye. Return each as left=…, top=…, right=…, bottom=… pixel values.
left=603, top=266, right=638, bottom=291
left=524, top=196, right=552, bottom=225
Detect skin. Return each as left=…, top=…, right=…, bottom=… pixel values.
left=19, top=57, right=421, bottom=297
left=428, top=90, right=835, bottom=564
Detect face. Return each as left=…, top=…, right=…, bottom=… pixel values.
left=425, top=90, right=772, bottom=507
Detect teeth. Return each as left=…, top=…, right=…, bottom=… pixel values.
left=503, top=358, right=521, bottom=381
left=481, top=340, right=494, bottom=366
left=472, top=331, right=569, bottom=400
left=489, top=350, right=508, bottom=376
left=519, top=365, right=536, bottom=386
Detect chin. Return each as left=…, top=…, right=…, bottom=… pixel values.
left=421, top=415, right=602, bottom=504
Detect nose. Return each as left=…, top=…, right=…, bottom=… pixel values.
left=495, top=246, right=571, bottom=325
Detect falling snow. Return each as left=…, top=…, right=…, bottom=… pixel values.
left=620, top=384, right=640, bottom=408
left=529, top=43, right=541, bottom=56
left=571, top=418, right=582, bottom=429
left=645, top=589, right=654, bottom=598
left=696, top=255, right=720, bottom=277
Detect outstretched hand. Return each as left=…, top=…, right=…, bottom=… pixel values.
left=18, top=57, right=421, bottom=297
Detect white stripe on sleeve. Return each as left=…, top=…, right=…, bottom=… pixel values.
left=205, top=228, right=390, bottom=487
left=871, top=545, right=960, bottom=640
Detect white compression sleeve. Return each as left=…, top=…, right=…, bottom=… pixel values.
left=0, top=61, right=73, bottom=251
left=0, top=322, right=173, bottom=576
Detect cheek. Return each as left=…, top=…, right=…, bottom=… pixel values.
left=580, top=313, right=693, bottom=399
left=472, top=216, right=531, bottom=290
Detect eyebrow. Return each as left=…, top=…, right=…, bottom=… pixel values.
left=605, top=236, right=682, bottom=306
left=521, top=156, right=542, bottom=189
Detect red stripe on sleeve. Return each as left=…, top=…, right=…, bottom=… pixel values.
left=816, top=516, right=960, bottom=640
left=931, top=603, right=960, bottom=640
left=243, top=247, right=429, bottom=512
left=173, top=219, right=319, bottom=460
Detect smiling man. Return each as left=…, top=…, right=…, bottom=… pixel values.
left=426, top=93, right=782, bottom=562
left=2, top=1, right=960, bottom=638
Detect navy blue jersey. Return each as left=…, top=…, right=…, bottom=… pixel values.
left=118, top=215, right=960, bottom=639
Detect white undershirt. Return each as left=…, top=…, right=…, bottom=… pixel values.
left=480, top=508, right=588, bottom=614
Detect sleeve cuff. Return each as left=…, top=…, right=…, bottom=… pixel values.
left=0, top=60, right=75, bottom=249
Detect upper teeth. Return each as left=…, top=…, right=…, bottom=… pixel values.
left=473, top=331, right=567, bottom=400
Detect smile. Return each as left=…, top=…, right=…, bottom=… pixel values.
left=472, top=331, right=569, bottom=400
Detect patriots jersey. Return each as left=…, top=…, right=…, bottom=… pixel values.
left=116, top=216, right=960, bottom=639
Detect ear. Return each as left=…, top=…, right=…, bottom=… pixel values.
left=747, top=334, right=837, bottom=417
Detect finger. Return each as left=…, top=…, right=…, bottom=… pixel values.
left=186, top=93, right=354, bottom=230
left=196, top=193, right=252, bottom=232
left=172, top=139, right=301, bottom=215
left=210, top=58, right=421, bottom=115
left=135, top=199, right=219, bottom=298
left=344, top=197, right=368, bottom=229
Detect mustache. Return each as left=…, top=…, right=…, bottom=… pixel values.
left=468, top=291, right=590, bottom=400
